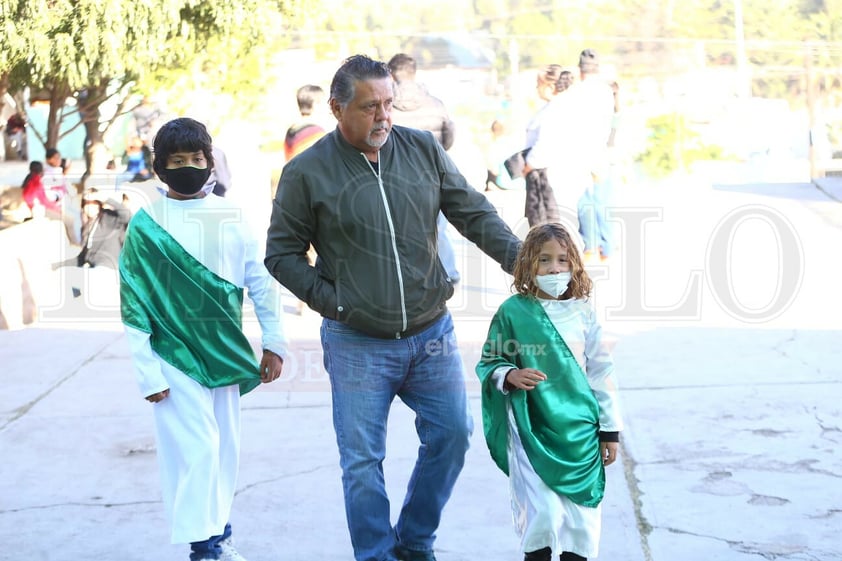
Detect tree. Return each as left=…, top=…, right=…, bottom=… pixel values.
left=1, top=0, right=301, bottom=184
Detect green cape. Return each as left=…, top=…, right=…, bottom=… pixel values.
left=119, top=208, right=261, bottom=395
left=475, top=294, right=604, bottom=507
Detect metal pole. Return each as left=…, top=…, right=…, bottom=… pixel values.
left=805, top=41, right=819, bottom=179
left=734, top=0, right=751, bottom=98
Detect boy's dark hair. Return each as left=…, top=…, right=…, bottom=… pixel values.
left=45, top=148, right=60, bottom=160
left=151, top=118, right=214, bottom=179
left=330, top=54, right=391, bottom=108
left=296, top=84, right=324, bottom=116
left=387, top=53, right=417, bottom=83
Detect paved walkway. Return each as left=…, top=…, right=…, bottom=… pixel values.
left=1, top=169, right=841, bottom=561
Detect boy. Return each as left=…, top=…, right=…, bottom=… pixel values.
left=120, top=118, right=286, bottom=561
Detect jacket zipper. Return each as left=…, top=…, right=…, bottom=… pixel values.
left=363, top=154, right=408, bottom=337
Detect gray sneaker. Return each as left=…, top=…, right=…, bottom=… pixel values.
left=219, top=537, right=247, bottom=561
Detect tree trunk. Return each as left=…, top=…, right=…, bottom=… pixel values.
left=0, top=73, right=8, bottom=117
left=78, top=84, right=109, bottom=189
left=0, top=73, right=7, bottom=161
left=46, top=83, right=71, bottom=150
left=81, top=121, right=107, bottom=189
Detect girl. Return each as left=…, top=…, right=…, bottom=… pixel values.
left=21, top=161, right=58, bottom=218
left=476, top=223, right=623, bottom=561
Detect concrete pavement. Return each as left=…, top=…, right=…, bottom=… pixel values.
left=1, top=171, right=841, bottom=561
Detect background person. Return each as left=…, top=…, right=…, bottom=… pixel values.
left=485, top=119, right=526, bottom=191
left=570, top=49, right=616, bottom=262
left=4, top=112, right=27, bottom=160
left=77, top=190, right=132, bottom=269
left=21, top=161, right=52, bottom=219
left=42, top=148, right=82, bottom=244
left=387, top=52, right=460, bottom=284
left=206, top=145, right=233, bottom=196
left=116, top=136, right=154, bottom=187
left=284, top=84, right=327, bottom=162
left=521, top=65, right=564, bottom=227
left=265, top=54, right=521, bottom=561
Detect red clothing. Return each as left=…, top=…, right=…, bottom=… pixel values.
left=284, top=122, right=325, bottom=161
left=22, top=174, right=61, bottom=212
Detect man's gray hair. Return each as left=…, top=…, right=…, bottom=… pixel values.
left=330, top=54, right=392, bottom=108
left=579, top=48, right=599, bottom=74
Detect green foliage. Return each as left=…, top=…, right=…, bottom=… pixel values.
left=0, top=0, right=299, bottom=152
left=636, top=113, right=727, bottom=178
left=4, top=0, right=842, bottom=168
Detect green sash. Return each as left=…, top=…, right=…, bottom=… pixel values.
left=476, top=294, right=604, bottom=507
left=119, top=208, right=261, bottom=395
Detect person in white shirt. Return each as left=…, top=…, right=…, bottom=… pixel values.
left=571, top=49, right=617, bottom=261
left=42, top=148, right=82, bottom=244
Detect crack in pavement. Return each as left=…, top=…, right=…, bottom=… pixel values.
left=658, top=526, right=836, bottom=560
left=1, top=464, right=340, bottom=515
left=234, top=462, right=338, bottom=498
left=0, top=499, right=161, bottom=513
left=621, top=438, right=654, bottom=561
left=0, top=333, right=124, bottom=432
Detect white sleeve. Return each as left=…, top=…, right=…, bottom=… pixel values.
left=124, top=325, right=169, bottom=399
left=583, top=305, right=623, bottom=432
left=525, top=102, right=563, bottom=170
left=243, top=232, right=288, bottom=358
left=491, top=366, right=515, bottom=395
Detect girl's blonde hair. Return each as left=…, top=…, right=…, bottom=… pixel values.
left=512, top=223, right=592, bottom=300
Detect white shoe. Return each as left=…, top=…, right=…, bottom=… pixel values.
left=219, top=536, right=248, bottom=561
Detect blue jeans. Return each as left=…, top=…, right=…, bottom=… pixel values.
left=321, top=312, right=473, bottom=561
left=189, top=523, right=231, bottom=561
left=578, top=173, right=615, bottom=257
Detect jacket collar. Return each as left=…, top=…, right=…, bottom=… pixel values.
left=330, top=125, right=396, bottom=166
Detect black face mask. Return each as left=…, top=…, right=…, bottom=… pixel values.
left=162, top=166, right=211, bottom=196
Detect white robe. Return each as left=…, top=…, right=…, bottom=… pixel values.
left=123, top=194, right=287, bottom=544
left=493, top=298, right=622, bottom=556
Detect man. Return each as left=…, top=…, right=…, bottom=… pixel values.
left=524, top=52, right=613, bottom=248
left=571, top=49, right=616, bottom=261
left=132, top=95, right=164, bottom=146
left=387, top=53, right=455, bottom=150
left=77, top=190, right=132, bottom=269
left=283, top=84, right=328, bottom=313
left=284, top=84, right=327, bottom=162
left=265, top=55, right=521, bottom=561
left=387, top=53, right=460, bottom=283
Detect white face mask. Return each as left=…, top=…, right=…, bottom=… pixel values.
left=535, top=272, right=572, bottom=298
